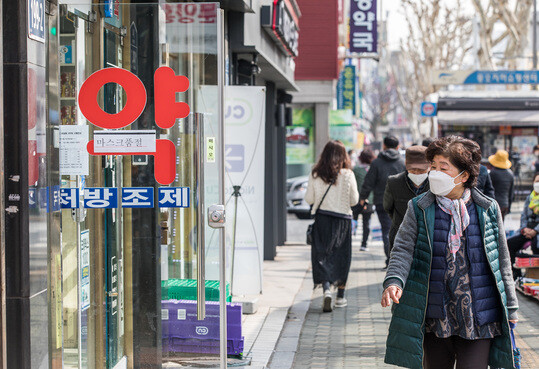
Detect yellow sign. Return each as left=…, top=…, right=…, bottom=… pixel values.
left=207, top=137, right=216, bottom=163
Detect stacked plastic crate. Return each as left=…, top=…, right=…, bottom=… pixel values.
left=161, top=279, right=244, bottom=357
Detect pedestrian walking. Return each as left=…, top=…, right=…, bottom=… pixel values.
left=489, top=150, right=514, bottom=220
left=381, top=136, right=518, bottom=369
left=352, top=149, right=376, bottom=251
left=305, top=140, right=359, bottom=312
left=534, top=145, right=539, bottom=174
left=507, top=173, right=539, bottom=279
left=476, top=163, right=495, bottom=198
left=383, top=146, right=430, bottom=255
left=359, top=135, right=405, bottom=268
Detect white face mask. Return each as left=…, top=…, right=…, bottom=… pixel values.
left=534, top=182, right=539, bottom=194
left=428, top=170, right=464, bottom=197
left=408, top=172, right=429, bottom=186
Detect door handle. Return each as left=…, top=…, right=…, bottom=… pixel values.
left=194, top=113, right=206, bottom=320
left=208, top=205, right=225, bottom=228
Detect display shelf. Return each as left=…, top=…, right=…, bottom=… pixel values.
left=60, top=33, right=75, bottom=37
left=514, top=265, right=539, bottom=279
left=61, top=97, right=76, bottom=100
left=516, top=284, right=539, bottom=302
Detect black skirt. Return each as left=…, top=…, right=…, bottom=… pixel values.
left=311, top=211, right=352, bottom=287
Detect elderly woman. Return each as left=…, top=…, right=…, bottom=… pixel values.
left=381, top=136, right=518, bottom=369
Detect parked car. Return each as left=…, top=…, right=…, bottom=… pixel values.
left=286, top=176, right=311, bottom=219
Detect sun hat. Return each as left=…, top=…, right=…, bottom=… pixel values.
left=488, top=150, right=512, bottom=169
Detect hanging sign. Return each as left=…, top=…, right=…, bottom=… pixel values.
left=337, top=65, right=357, bottom=115
left=261, top=0, right=300, bottom=57
left=28, top=0, right=45, bottom=43
left=420, top=102, right=437, bottom=117
left=349, top=0, right=377, bottom=54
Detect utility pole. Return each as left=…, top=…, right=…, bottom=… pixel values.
left=534, top=0, right=537, bottom=70
left=534, top=0, right=537, bottom=89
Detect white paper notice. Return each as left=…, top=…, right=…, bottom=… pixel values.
left=60, top=125, right=89, bottom=175
left=93, top=130, right=156, bottom=153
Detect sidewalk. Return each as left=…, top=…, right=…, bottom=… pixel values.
left=260, top=214, right=539, bottom=369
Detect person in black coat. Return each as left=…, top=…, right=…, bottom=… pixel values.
left=360, top=135, right=406, bottom=268
left=488, top=150, right=514, bottom=220
left=383, top=146, right=430, bottom=255
left=476, top=164, right=495, bottom=198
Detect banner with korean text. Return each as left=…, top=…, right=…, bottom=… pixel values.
left=349, top=0, right=377, bottom=54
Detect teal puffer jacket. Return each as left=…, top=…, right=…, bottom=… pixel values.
left=384, top=190, right=517, bottom=369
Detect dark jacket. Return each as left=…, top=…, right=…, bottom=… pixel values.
left=383, top=171, right=429, bottom=250
left=428, top=202, right=501, bottom=325
left=490, top=167, right=515, bottom=209
left=360, top=149, right=405, bottom=205
left=476, top=165, right=495, bottom=198
left=383, top=189, right=518, bottom=369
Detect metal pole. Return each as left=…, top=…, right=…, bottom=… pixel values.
left=534, top=0, right=537, bottom=70
left=195, top=112, right=206, bottom=320
left=217, top=9, right=228, bottom=369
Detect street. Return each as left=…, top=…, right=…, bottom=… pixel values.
left=269, top=211, right=539, bottom=369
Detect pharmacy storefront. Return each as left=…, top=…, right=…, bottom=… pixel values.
left=6, top=2, right=235, bottom=368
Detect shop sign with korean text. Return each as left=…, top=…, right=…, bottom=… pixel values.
left=431, top=70, right=539, bottom=85
left=337, top=65, right=357, bottom=115
left=349, top=0, right=377, bottom=54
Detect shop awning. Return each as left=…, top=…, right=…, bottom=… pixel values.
left=437, top=110, right=539, bottom=126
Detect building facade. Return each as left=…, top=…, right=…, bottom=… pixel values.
left=1, top=1, right=299, bottom=368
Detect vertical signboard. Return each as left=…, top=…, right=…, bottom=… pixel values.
left=337, top=65, right=357, bottom=115
left=349, top=0, right=377, bottom=54
left=28, top=0, right=45, bottom=43
left=224, top=86, right=266, bottom=295
left=80, top=230, right=90, bottom=311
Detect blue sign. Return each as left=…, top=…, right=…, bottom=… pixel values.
left=122, top=187, right=154, bottom=208
left=84, top=188, right=118, bottom=209
left=225, top=145, right=245, bottom=173
left=465, top=70, right=539, bottom=84
left=28, top=0, right=45, bottom=43
left=337, top=65, right=357, bottom=115
left=61, top=188, right=79, bottom=209
left=29, top=188, right=37, bottom=208
left=420, top=102, right=438, bottom=117
left=158, top=187, right=190, bottom=208
left=50, top=185, right=61, bottom=212
left=39, top=187, right=48, bottom=210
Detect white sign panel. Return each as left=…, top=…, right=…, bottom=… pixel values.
left=93, top=130, right=156, bottom=153
left=225, top=87, right=266, bottom=295
left=80, top=230, right=90, bottom=311
left=60, top=125, right=90, bottom=175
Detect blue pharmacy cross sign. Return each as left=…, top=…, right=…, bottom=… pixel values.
left=28, top=0, right=45, bottom=43
left=420, top=102, right=437, bottom=117
left=225, top=145, right=245, bottom=173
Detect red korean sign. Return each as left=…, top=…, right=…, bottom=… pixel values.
left=78, top=66, right=189, bottom=185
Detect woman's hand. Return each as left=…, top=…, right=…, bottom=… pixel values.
left=381, top=286, right=403, bottom=307
left=509, top=319, right=518, bottom=324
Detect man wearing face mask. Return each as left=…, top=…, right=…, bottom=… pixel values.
left=383, top=146, right=430, bottom=256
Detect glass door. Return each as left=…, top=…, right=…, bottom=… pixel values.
left=54, top=2, right=228, bottom=368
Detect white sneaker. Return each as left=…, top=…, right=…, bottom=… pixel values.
left=322, top=290, right=333, bottom=312
left=335, top=297, right=347, bottom=308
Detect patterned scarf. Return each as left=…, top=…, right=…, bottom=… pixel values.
left=435, top=188, right=471, bottom=260
left=529, top=191, right=539, bottom=216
